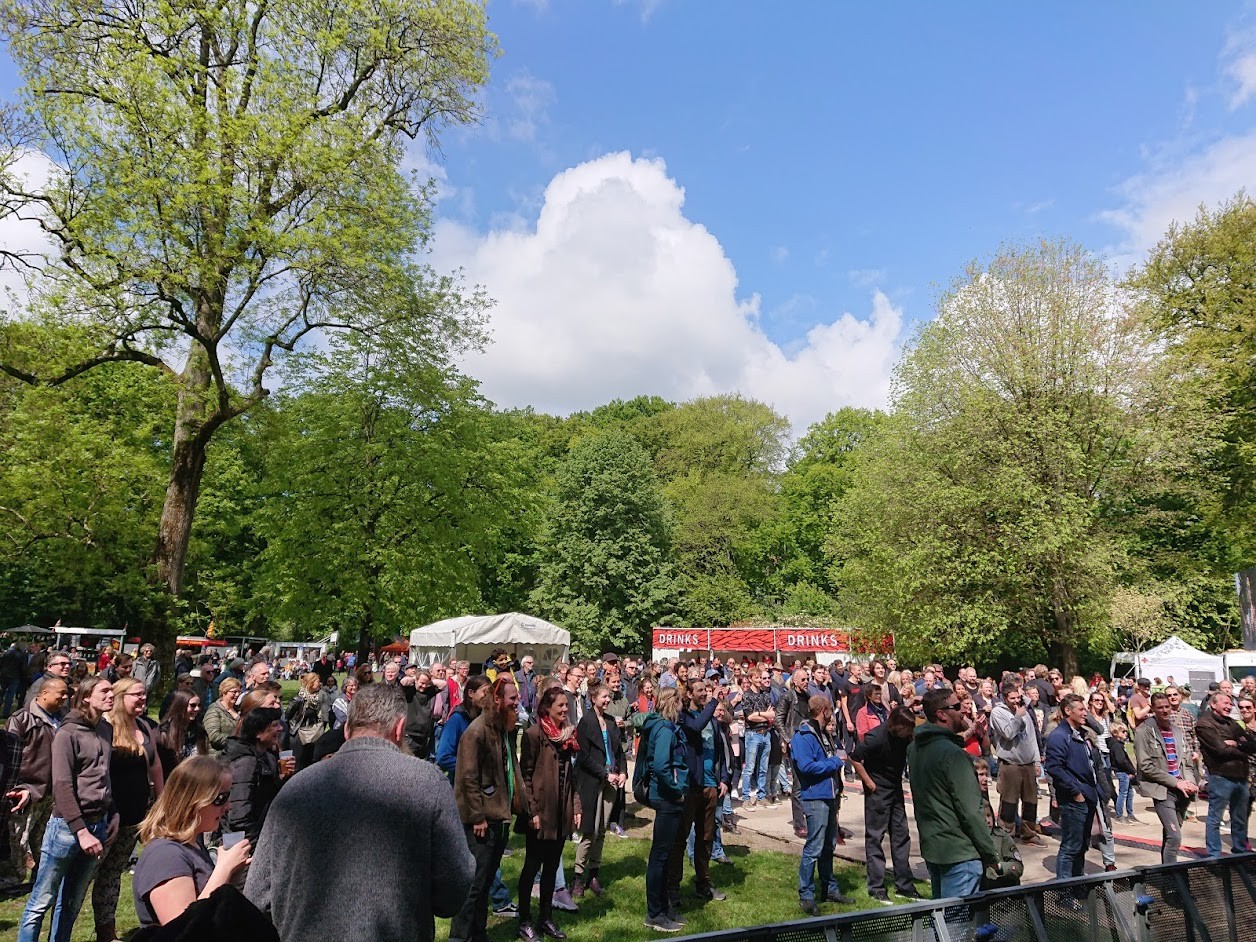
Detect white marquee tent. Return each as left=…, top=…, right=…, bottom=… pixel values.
left=1111, top=635, right=1223, bottom=699
left=409, top=613, right=570, bottom=672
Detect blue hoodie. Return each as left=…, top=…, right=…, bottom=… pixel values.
left=642, top=712, right=688, bottom=807
left=436, top=706, right=473, bottom=782
left=790, top=719, right=844, bottom=800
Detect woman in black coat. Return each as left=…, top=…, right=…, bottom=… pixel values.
left=572, top=682, right=626, bottom=899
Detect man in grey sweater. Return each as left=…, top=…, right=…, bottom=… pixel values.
left=245, top=684, right=474, bottom=942
left=989, top=680, right=1044, bottom=844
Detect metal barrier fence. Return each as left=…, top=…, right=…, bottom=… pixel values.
left=673, top=854, right=1256, bottom=942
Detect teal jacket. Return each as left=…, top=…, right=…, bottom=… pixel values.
left=641, top=712, right=688, bottom=807
left=906, top=722, right=998, bottom=867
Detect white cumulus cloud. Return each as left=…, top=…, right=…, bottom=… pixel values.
left=1099, top=129, right=1256, bottom=269
left=432, top=152, right=904, bottom=433
left=1224, top=30, right=1256, bottom=109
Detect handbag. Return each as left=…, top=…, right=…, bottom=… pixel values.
left=294, top=699, right=322, bottom=746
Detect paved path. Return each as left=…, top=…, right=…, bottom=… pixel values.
left=728, top=778, right=1213, bottom=887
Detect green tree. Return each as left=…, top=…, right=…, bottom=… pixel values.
left=0, top=326, right=173, bottom=628
left=251, top=331, right=525, bottom=653
left=0, top=0, right=495, bottom=652
left=530, top=431, right=677, bottom=655
left=756, top=407, right=884, bottom=614
left=1131, top=194, right=1256, bottom=574
left=645, top=395, right=788, bottom=625
left=836, top=241, right=1159, bottom=672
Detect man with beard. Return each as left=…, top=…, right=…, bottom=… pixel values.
left=775, top=669, right=813, bottom=840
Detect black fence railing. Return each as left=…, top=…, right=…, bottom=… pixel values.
left=673, top=853, right=1256, bottom=942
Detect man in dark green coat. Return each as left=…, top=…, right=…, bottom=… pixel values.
left=907, top=688, right=998, bottom=898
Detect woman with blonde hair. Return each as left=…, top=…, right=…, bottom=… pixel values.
left=131, top=755, right=252, bottom=927
left=642, top=688, right=689, bottom=932
left=91, top=677, right=164, bottom=942
left=203, top=677, right=243, bottom=755
left=285, top=672, right=324, bottom=770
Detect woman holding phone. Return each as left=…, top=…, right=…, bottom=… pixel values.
left=132, top=755, right=252, bottom=926
left=573, top=683, right=625, bottom=900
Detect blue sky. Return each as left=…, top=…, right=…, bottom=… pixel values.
left=3, top=2, right=1254, bottom=433
left=425, top=1, right=1256, bottom=431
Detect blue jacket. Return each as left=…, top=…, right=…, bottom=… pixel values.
left=790, top=719, right=844, bottom=800
left=436, top=706, right=473, bottom=782
left=1043, top=720, right=1101, bottom=804
left=642, top=713, right=688, bottom=807
left=677, top=700, right=727, bottom=791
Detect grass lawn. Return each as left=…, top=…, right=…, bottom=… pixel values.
left=0, top=827, right=888, bottom=941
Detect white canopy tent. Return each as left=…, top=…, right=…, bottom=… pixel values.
left=1111, top=635, right=1224, bottom=700
left=409, top=613, right=570, bottom=672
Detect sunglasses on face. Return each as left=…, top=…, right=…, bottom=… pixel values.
left=211, top=790, right=230, bottom=806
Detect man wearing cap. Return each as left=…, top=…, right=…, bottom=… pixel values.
left=1128, top=678, right=1153, bottom=728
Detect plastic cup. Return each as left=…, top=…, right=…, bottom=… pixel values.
left=221, top=831, right=246, bottom=849
left=279, top=749, right=294, bottom=761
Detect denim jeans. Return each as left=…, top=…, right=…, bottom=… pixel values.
left=926, top=858, right=982, bottom=898
left=1115, top=771, right=1135, bottom=817
left=0, top=677, right=18, bottom=716
left=490, top=867, right=511, bottom=908
left=687, top=812, right=727, bottom=862
left=742, top=731, right=770, bottom=800
left=798, top=798, right=840, bottom=902
left=18, top=816, right=109, bottom=942
left=1055, top=798, right=1096, bottom=880
left=1205, top=775, right=1250, bottom=856
left=647, top=804, right=683, bottom=919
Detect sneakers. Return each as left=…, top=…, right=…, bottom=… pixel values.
left=822, top=890, right=853, bottom=905
left=799, top=898, right=819, bottom=916
left=894, top=887, right=925, bottom=900
left=551, top=888, right=578, bottom=912
left=869, top=892, right=893, bottom=905
left=712, top=855, right=732, bottom=865
left=587, top=876, right=604, bottom=897
left=1127, top=815, right=1144, bottom=825
left=493, top=901, right=520, bottom=917
left=731, top=787, right=741, bottom=800
left=608, top=824, right=627, bottom=838
left=645, top=916, right=684, bottom=933
left=697, top=885, right=727, bottom=901
left=743, top=797, right=758, bottom=812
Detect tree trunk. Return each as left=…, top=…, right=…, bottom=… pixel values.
left=149, top=349, right=215, bottom=673
left=1053, top=605, right=1079, bottom=679
left=358, top=608, right=374, bottom=663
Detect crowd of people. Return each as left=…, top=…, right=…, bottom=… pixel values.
left=1, top=637, right=1254, bottom=941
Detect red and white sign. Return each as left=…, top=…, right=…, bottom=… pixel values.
left=653, top=626, right=874, bottom=654
left=777, top=630, right=850, bottom=653
left=652, top=628, right=709, bottom=650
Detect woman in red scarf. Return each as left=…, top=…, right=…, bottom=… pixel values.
left=517, top=685, right=583, bottom=942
